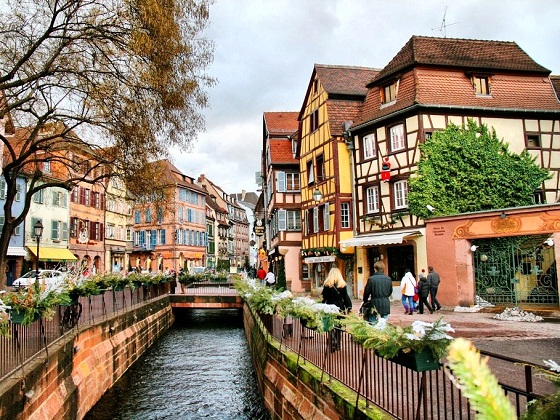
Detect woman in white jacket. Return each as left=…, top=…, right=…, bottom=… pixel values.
left=400, top=269, right=417, bottom=315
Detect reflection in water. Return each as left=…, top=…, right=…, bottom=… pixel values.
left=85, top=309, right=269, bottom=420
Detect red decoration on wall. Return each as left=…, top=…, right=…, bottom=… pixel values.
left=381, top=157, right=391, bottom=182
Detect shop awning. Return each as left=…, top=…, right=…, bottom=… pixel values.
left=28, top=247, right=77, bottom=261
left=339, top=229, right=423, bottom=248
left=7, top=246, right=28, bottom=256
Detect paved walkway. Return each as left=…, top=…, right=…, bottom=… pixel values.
left=349, top=298, right=560, bottom=366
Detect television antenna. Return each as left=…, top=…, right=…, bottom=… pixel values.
left=432, top=6, right=460, bottom=38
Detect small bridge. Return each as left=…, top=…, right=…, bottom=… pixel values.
left=169, top=282, right=243, bottom=310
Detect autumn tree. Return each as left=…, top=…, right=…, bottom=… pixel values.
left=0, top=0, right=215, bottom=288
left=408, top=120, right=550, bottom=220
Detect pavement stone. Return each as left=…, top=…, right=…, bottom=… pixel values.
left=349, top=298, right=560, bottom=366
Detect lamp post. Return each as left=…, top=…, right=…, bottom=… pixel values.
left=33, top=220, right=44, bottom=288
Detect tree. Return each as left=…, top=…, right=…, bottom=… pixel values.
left=0, top=0, right=215, bottom=288
left=408, top=120, right=550, bottom=220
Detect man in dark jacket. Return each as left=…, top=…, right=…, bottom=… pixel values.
left=363, top=261, right=393, bottom=324
left=427, top=266, right=442, bottom=310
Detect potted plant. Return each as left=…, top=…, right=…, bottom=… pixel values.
left=3, top=284, right=72, bottom=326
left=0, top=293, right=10, bottom=337
left=343, top=314, right=454, bottom=371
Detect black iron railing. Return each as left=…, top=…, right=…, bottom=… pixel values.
left=0, top=283, right=170, bottom=381
left=260, top=312, right=555, bottom=419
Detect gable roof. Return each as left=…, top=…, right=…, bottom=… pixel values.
left=269, top=139, right=297, bottom=165
left=371, top=35, right=550, bottom=86
left=298, top=64, right=379, bottom=122
left=263, top=112, right=299, bottom=137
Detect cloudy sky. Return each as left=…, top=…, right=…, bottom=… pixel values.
left=171, top=0, right=560, bottom=195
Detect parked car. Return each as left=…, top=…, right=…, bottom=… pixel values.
left=12, top=270, right=67, bottom=291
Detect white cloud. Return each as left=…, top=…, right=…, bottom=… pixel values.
left=172, top=0, right=560, bottom=195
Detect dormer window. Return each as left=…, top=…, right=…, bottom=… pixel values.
left=380, top=80, right=399, bottom=107
left=472, top=75, right=491, bottom=95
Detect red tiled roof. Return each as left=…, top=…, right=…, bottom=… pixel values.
left=551, top=76, right=560, bottom=100
left=263, top=112, right=299, bottom=136
left=327, top=100, right=366, bottom=136
left=269, top=139, right=297, bottom=165
left=355, top=67, right=560, bottom=127
left=371, top=36, right=550, bottom=86
left=315, top=65, right=380, bottom=96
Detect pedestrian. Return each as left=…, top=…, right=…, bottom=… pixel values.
left=321, top=267, right=352, bottom=352
left=264, top=269, right=276, bottom=287
left=363, top=261, right=393, bottom=324
left=427, top=266, right=442, bottom=310
left=417, top=274, right=434, bottom=314
left=400, top=269, right=417, bottom=315
left=257, top=266, right=267, bottom=285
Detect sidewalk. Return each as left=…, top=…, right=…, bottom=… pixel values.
left=350, top=298, right=560, bottom=365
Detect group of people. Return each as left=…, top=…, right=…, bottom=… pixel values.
left=256, top=266, right=276, bottom=286
left=362, top=262, right=442, bottom=324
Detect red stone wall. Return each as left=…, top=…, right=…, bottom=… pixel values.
left=0, top=296, right=173, bottom=420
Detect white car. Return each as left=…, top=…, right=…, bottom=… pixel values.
left=12, top=270, right=67, bottom=291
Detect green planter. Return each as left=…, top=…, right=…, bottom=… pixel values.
left=389, top=349, right=440, bottom=372
left=10, top=310, right=39, bottom=325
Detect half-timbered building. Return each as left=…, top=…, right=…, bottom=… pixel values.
left=343, top=36, right=560, bottom=300
left=298, top=65, right=379, bottom=295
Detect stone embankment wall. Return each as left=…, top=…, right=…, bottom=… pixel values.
left=0, top=296, right=173, bottom=420
left=242, top=305, right=385, bottom=419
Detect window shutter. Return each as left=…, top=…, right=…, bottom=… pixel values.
left=277, top=172, right=286, bottom=192
left=62, top=222, right=69, bottom=240
left=52, top=220, right=59, bottom=240
left=151, top=230, right=157, bottom=248
left=323, top=204, right=330, bottom=231
left=278, top=209, right=287, bottom=231
left=0, top=180, right=6, bottom=199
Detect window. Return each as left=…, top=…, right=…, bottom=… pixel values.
left=389, top=123, right=405, bottom=152
left=145, top=208, right=152, bottom=223
left=316, top=154, right=325, bottom=182
left=15, top=184, right=21, bottom=202
left=158, top=229, right=166, bottom=245
left=307, top=160, right=315, bottom=185
left=52, top=191, right=67, bottom=207
left=526, top=134, right=541, bottom=148
left=366, top=186, right=379, bottom=213
left=313, top=79, right=318, bottom=94
left=362, top=134, right=376, bottom=160
left=0, top=180, right=5, bottom=199
left=381, top=82, right=397, bottom=104
left=43, top=160, right=51, bottom=173
left=51, top=220, right=62, bottom=241
left=394, top=179, right=409, bottom=209
left=340, top=202, right=350, bottom=228
left=33, top=189, right=44, bottom=204
left=287, top=210, right=301, bottom=231
left=472, top=76, right=490, bottom=95
left=134, top=210, right=141, bottom=224
left=310, top=109, right=319, bottom=133
left=277, top=171, right=300, bottom=192
left=533, top=190, right=545, bottom=205
left=291, top=139, right=298, bottom=157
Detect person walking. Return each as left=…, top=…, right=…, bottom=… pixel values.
left=417, top=274, right=434, bottom=314
left=400, top=269, right=417, bottom=315
left=363, top=261, right=393, bottom=324
left=257, top=266, right=266, bottom=285
left=427, top=266, right=442, bottom=310
left=264, top=269, right=276, bottom=287
left=321, top=267, right=352, bottom=352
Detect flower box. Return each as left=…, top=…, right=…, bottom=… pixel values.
left=10, top=310, right=40, bottom=325
left=389, top=348, right=440, bottom=372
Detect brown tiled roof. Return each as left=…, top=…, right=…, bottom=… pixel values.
left=354, top=67, right=560, bottom=127
left=315, top=65, right=380, bottom=96
left=551, top=76, right=560, bottom=100
left=371, top=36, right=550, bottom=85
left=269, top=139, right=297, bottom=165
left=327, top=100, right=366, bottom=136
left=263, top=112, right=299, bottom=136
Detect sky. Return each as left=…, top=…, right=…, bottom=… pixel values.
left=171, top=0, right=560, bottom=196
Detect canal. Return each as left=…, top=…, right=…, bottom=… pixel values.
left=85, top=309, right=269, bottom=419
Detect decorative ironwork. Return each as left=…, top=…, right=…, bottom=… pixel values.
left=473, top=235, right=558, bottom=307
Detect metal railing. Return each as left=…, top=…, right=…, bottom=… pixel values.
left=0, top=282, right=170, bottom=381
left=260, top=313, right=555, bottom=419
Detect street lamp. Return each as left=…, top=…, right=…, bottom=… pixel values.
left=33, top=220, right=44, bottom=288
left=312, top=188, right=322, bottom=202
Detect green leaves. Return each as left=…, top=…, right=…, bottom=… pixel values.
left=408, top=120, right=550, bottom=219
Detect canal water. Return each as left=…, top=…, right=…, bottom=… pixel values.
left=85, top=309, right=269, bottom=420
